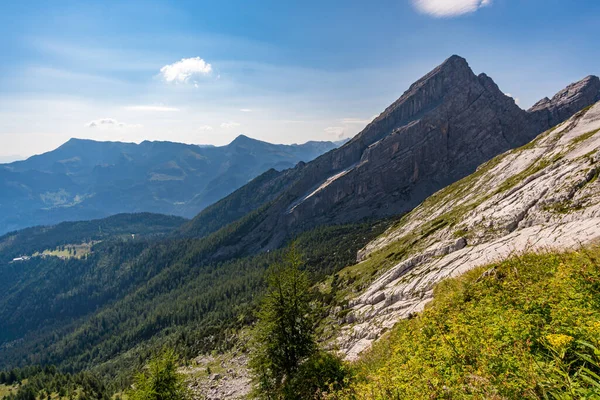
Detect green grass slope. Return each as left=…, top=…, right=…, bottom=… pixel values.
left=335, top=246, right=600, bottom=399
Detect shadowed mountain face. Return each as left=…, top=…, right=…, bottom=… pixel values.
left=0, top=136, right=341, bottom=234
left=180, top=55, right=600, bottom=256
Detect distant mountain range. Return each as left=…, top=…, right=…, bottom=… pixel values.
left=0, top=155, right=23, bottom=164
left=0, top=135, right=344, bottom=234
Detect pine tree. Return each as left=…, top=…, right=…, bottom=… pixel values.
left=127, top=348, right=189, bottom=400
left=249, top=245, right=316, bottom=398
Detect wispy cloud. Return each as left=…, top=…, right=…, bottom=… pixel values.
left=160, top=57, right=212, bottom=83
left=324, top=126, right=346, bottom=139
left=86, top=118, right=142, bottom=129
left=505, top=93, right=521, bottom=106
left=124, top=105, right=180, bottom=112
left=198, top=125, right=213, bottom=131
left=411, top=0, right=492, bottom=17
left=220, top=121, right=241, bottom=129
left=240, top=108, right=252, bottom=112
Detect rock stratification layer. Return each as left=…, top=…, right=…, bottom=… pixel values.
left=529, top=75, right=600, bottom=131
left=336, top=101, right=600, bottom=359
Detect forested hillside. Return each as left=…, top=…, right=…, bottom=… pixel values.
left=0, top=216, right=391, bottom=390
left=0, top=212, right=186, bottom=263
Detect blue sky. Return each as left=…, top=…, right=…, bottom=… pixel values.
left=1, top=0, right=599, bottom=159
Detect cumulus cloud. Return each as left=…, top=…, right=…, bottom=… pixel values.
left=124, top=105, right=180, bottom=112
left=198, top=125, right=213, bottom=131
left=86, top=118, right=142, bottom=129
left=411, top=0, right=492, bottom=17
left=220, top=121, right=241, bottom=129
left=160, top=57, right=212, bottom=83
left=505, top=93, right=521, bottom=106
left=325, top=126, right=346, bottom=139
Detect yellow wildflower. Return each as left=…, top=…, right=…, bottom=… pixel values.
left=589, top=321, right=600, bottom=335
left=546, top=334, right=574, bottom=350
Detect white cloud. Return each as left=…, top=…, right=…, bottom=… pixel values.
left=124, top=105, right=180, bottom=112
left=411, top=0, right=492, bottom=17
left=505, top=93, right=521, bottom=106
left=221, top=121, right=241, bottom=129
left=240, top=108, right=252, bottom=112
left=86, top=118, right=142, bottom=129
left=160, top=57, right=212, bottom=83
left=198, top=125, right=213, bottom=131
left=325, top=126, right=346, bottom=139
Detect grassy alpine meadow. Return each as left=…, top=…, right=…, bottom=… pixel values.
left=331, top=246, right=600, bottom=399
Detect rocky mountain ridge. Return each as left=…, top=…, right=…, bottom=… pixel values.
left=183, top=55, right=600, bottom=259
left=334, top=100, right=600, bottom=359
left=529, top=75, right=600, bottom=130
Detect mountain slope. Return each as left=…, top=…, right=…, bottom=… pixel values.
left=335, top=247, right=600, bottom=399
left=332, top=100, right=600, bottom=359
left=181, top=56, right=600, bottom=255
left=0, top=220, right=388, bottom=386
left=0, top=136, right=340, bottom=234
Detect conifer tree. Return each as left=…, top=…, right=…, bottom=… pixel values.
left=249, top=245, right=316, bottom=398
left=128, top=348, right=189, bottom=400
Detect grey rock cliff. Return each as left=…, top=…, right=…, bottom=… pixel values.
left=195, top=55, right=599, bottom=258
left=283, top=56, right=535, bottom=226
left=529, top=75, right=600, bottom=130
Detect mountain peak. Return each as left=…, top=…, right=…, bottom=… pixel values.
left=528, top=74, right=600, bottom=129
left=57, top=138, right=98, bottom=151
left=404, top=55, right=473, bottom=93
left=63, top=137, right=91, bottom=145
left=553, top=75, right=600, bottom=100
left=580, top=74, right=600, bottom=84
left=229, top=134, right=257, bottom=146
left=347, top=55, right=480, bottom=149
left=440, top=54, right=469, bottom=70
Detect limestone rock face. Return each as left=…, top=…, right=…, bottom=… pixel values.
left=283, top=61, right=600, bottom=234
left=284, top=56, right=534, bottom=227
left=336, top=102, right=600, bottom=360
left=529, top=75, right=600, bottom=131
left=203, top=55, right=599, bottom=257
left=279, top=57, right=599, bottom=232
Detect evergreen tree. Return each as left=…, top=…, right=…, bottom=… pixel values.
left=249, top=245, right=316, bottom=398
left=8, top=369, right=18, bottom=385
left=127, top=348, right=189, bottom=400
